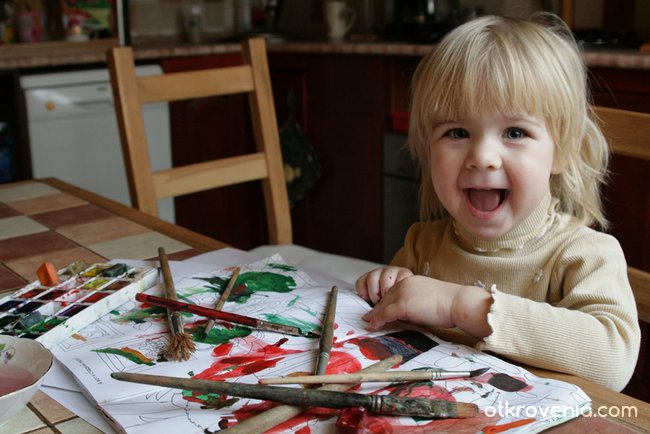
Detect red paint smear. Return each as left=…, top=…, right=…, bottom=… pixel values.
left=212, top=342, right=234, bottom=357
left=345, top=337, right=392, bottom=361
left=325, top=351, right=361, bottom=375
left=193, top=338, right=301, bottom=382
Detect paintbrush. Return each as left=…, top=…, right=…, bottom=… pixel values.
left=135, top=293, right=318, bottom=338
left=259, top=367, right=490, bottom=385
left=158, top=247, right=196, bottom=361
left=315, top=286, right=338, bottom=375
left=203, top=267, right=240, bottom=335
left=218, top=355, right=403, bottom=434
left=111, top=371, right=478, bottom=419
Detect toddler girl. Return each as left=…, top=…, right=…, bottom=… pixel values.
left=356, top=14, right=640, bottom=391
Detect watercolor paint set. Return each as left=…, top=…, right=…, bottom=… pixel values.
left=0, top=262, right=157, bottom=349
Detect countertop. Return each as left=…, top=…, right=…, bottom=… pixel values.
left=1, top=38, right=650, bottom=70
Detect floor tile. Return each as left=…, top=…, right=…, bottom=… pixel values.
left=0, top=202, right=20, bottom=219
left=0, top=181, right=58, bottom=202
left=0, top=231, right=80, bottom=262
left=0, top=263, right=26, bottom=292
left=57, top=216, right=149, bottom=246
left=0, top=215, right=48, bottom=240
left=28, top=390, right=76, bottom=424
left=5, top=246, right=106, bottom=282
left=89, top=232, right=191, bottom=260
left=27, top=427, right=56, bottom=434
left=55, top=417, right=105, bottom=434
left=30, top=204, right=114, bottom=230
left=0, top=406, right=46, bottom=433
left=7, top=193, right=87, bottom=216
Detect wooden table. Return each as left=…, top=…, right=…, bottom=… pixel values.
left=1, top=178, right=648, bottom=433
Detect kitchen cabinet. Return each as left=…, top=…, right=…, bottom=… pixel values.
left=161, top=52, right=387, bottom=262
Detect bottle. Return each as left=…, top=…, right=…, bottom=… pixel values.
left=187, top=3, right=202, bottom=44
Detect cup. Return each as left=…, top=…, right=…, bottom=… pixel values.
left=325, top=1, right=356, bottom=41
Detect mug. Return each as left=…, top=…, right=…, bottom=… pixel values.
left=325, top=1, right=356, bottom=41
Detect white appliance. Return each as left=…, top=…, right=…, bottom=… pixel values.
left=20, top=66, right=175, bottom=222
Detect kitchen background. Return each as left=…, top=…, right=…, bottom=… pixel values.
left=1, top=1, right=649, bottom=45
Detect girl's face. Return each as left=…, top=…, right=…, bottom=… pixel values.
left=429, top=113, right=561, bottom=240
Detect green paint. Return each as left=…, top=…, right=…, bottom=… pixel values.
left=261, top=313, right=319, bottom=334
left=188, top=324, right=251, bottom=345
left=0, top=344, right=5, bottom=352
left=269, top=263, right=297, bottom=272
left=28, top=316, right=64, bottom=332
left=113, top=306, right=166, bottom=324
left=182, top=390, right=239, bottom=409
left=92, top=348, right=155, bottom=366
left=197, top=271, right=296, bottom=303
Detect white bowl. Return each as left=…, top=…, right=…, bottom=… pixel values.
left=0, top=336, right=53, bottom=427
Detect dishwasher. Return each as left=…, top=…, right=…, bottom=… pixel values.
left=20, top=66, right=175, bottom=222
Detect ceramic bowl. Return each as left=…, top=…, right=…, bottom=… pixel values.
left=0, top=336, right=53, bottom=427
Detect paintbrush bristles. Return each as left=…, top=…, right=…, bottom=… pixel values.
left=168, top=330, right=196, bottom=361
left=158, top=246, right=195, bottom=362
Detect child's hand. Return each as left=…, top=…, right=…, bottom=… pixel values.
left=362, top=275, right=492, bottom=339
left=355, top=266, right=414, bottom=305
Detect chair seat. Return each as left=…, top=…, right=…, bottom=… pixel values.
left=249, top=245, right=383, bottom=286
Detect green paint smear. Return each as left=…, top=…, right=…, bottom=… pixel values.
left=197, top=271, right=296, bottom=303
left=0, top=344, right=5, bottom=352
left=188, top=324, right=251, bottom=345
left=261, top=313, right=319, bottom=333
left=28, top=317, right=65, bottom=332
left=182, top=389, right=239, bottom=409
left=269, top=263, right=297, bottom=272
left=113, top=306, right=167, bottom=324
left=92, top=348, right=155, bottom=366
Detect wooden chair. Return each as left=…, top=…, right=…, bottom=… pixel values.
left=594, top=106, right=650, bottom=323
left=107, top=37, right=381, bottom=284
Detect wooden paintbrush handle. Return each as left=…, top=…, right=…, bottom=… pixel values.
left=158, top=247, right=177, bottom=301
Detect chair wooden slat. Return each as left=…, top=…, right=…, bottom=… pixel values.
left=108, top=38, right=293, bottom=244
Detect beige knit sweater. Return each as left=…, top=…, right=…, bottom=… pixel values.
left=391, top=194, right=640, bottom=391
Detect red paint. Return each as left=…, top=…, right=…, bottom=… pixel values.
left=193, top=338, right=301, bottom=383
left=212, top=342, right=234, bottom=357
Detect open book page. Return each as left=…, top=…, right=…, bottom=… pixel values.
left=51, top=254, right=591, bottom=434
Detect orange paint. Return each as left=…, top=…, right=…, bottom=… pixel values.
left=37, top=261, right=59, bottom=286
left=482, top=417, right=536, bottom=434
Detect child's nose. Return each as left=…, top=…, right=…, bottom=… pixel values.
left=465, top=139, right=502, bottom=170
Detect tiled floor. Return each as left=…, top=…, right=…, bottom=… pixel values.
left=0, top=181, right=193, bottom=293
left=0, top=180, right=200, bottom=432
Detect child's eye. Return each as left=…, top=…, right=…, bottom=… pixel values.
left=445, top=128, right=469, bottom=139
left=503, top=127, right=527, bottom=139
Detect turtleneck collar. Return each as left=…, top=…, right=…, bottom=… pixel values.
left=452, top=194, right=559, bottom=253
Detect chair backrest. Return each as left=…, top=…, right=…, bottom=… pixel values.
left=107, top=37, right=292, bottom=245
left=594, top=106, right=650, bottom=322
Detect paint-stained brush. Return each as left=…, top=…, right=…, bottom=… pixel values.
left=203, top=267, right=240, bottom=336
left=315, top=286, right=338, bottom=375
left=158, top=247, right=195, bottom=361
left=111, top=371, right=479, bottom=419
left=259, top=367, right=490, bottom=385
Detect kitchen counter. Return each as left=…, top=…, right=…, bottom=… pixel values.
left=1, top=38, right=650, bottom=70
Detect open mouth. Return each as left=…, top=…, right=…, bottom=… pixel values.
left=465, top=188, right=508, bottom=212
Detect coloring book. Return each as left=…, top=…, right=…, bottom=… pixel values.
left=51, top=254, right=591, bottom=434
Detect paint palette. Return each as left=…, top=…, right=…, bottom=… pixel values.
left=0, top=262, right=157, bottom=349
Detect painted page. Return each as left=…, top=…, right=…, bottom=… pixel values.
left=52, top=255, right=591, bottom=434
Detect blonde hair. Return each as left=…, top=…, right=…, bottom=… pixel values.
left=408, top=13, right=609, bottom=229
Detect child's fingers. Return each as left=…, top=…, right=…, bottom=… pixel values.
left=356, top=268, right=383, bottom=304
left=363, top=299, right=403, bottom=331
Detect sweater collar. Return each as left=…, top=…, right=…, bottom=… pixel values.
left=453, top=194, right=559, bottom=253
